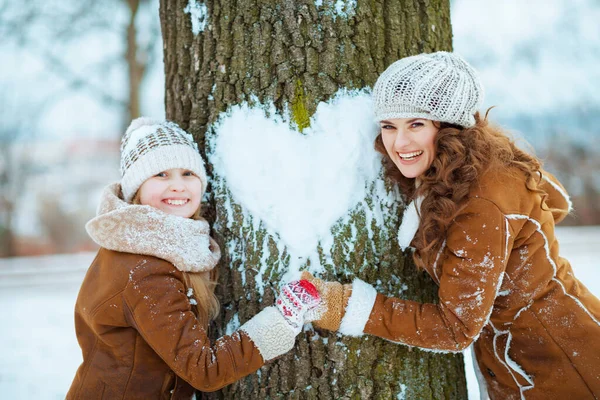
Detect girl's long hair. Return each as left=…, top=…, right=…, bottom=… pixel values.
left=374, top=111, right=547, bottom=268
left=131, top=192, right=220, bottom=323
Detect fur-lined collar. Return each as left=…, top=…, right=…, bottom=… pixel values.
left=86, top=183, right=220, bottom=272
left=397, top=196, right=423, bottom=251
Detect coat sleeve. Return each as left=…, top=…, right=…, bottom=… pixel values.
left=122, top=261, right=297, bottom=392
left=539, top=170, right=572, bottom=224
left=338, top=198, right=509, bottom=352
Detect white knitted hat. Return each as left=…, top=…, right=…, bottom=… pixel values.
left=120, top=117, right=208, bottom=202
left=373, top=51, right=483, bottom=127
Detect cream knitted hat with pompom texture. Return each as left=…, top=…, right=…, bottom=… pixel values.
left=120, top=117, right=208, bottom=202
left=373, top=51, right=484, bottom=128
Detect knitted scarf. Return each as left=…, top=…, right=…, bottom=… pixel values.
left=86, top=183, right=220, bottom=272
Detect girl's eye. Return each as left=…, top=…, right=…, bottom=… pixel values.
left=410, top=122, right=424, bottom=128
left=381, top=124, right=395, bottom=131
left=155, top=172, right=167, bottom=177
left=183, top=170, right=196, bottom=177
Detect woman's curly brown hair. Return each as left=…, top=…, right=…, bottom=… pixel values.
left=374, top=111, right=548, bottom=268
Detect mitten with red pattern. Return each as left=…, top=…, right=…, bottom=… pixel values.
left=276, top=279, right=321, bottom=332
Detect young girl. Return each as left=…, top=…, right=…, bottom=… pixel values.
left=302, top=52, right=600, bottom=399
left=68, top=118, right=319, bottom=399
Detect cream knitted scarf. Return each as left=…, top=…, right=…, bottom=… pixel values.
left=86, top=183, right=220, bottom=272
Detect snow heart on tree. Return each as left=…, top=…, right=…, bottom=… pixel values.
left=209, top=90, right=394, bottom=278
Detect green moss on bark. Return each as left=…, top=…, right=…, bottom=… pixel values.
left=291, top=79, right=311, bottom=132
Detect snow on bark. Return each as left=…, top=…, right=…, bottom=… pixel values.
left=208, top=90, right=392, bottom=288
left=184, top=0, right=208, bottom=35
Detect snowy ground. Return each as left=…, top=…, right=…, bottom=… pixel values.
left=0, top=227, right=598, bottom=399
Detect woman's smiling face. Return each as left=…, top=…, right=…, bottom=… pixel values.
left=380, top=118, right=439, bottom=179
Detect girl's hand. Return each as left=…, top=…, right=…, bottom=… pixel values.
left=275, top=280, right=321, bottom=331
left=301, top=271, right=352, bottom=332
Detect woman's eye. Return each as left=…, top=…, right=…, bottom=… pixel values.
left=381, top=125, right=395, bottom=131
left=155, top=172, right=167, bottom=177
left=183, top=170, right=196, bottom=177
left=410, top=122, right=424, bottom=128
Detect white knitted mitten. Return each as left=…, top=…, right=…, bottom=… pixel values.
left=276, top=280, right=321, bottom=331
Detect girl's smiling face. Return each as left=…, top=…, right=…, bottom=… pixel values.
left=380, top=118, right=439, bottom=179
left=138, top=168, right=202, bottom=218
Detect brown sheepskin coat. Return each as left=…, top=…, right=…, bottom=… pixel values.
left=338, top=170, right=600, bottom=399
left=67, top=184, right=297, bottom=399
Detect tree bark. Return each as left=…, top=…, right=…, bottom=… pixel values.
left=160, top=1, right=467, bottom=398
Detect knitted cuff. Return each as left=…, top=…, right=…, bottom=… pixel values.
left=239, top=306, right=298, bottom=361
left=321, top=281, right=345, bottom=330
left=338, top=278, right=377, bottom=337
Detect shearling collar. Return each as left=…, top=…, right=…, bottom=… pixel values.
left=86, top=183, right=220, bottom=272
left=397, top=195, right=424, bottom=251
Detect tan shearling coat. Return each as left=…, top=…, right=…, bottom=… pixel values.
left=338, top=170, right=600, bottom=399
left=67, top=184, right=298, bottom=399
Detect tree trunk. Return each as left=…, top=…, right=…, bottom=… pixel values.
left=160, top=1, right=467, bottom=398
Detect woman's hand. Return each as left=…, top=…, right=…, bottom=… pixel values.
left=300, top=271, right=352, bottom=332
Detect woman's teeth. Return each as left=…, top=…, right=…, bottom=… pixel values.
left=165, top=199, right=188, bottom=205
left=398, top=150, right=423, bottom=160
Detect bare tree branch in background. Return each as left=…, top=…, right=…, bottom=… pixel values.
left=0, top=89, right=37, bottom=257
left=126, top=0, right=143, bottom=121
left=0, top=0, right=161, bottom=256
left=30, top=40, right=128, bottom=109
left=0, top=0, right=160, bottom=128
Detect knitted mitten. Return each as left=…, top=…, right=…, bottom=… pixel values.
left=301, top=271, right=352, bottom=332
left=276, top=280, right=321, bottom=331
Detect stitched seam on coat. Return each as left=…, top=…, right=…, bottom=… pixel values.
left=504, top=215, right=599, bottom=398
left=474, top=217, right=512, bottom=343
left=489, top=321, right=533, bottom=399
left=506, top=214, right=600, bottom=328
left=436, top=301, right=468, bottom=350
left=160, top=372, right=175, bottom=397
left=194, top=330, right=240, bottom=390
left=431, top=239, right=446, bottom=283
left=122, top=332, right=138, bottom=399
left=72, top=338, right=100, bottom=398
left=219, top=332, right=243, bottom=389
left=551, top=278, right=600, bottom=327
left=121, top=294, right=182, bottom=389
left=122, top=289, right=162, bottom=358
left=439, top=200, right=509, bottom=350
left=83, top=252, right=133, bottom=319
left=88, top=289, right=127, bottom=319
left=121, top=264, right=207, bottom=387
left=530, top=309, right=596, bottom=397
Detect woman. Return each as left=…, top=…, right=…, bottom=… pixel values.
left=303, top=52, right=600, bottom=399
